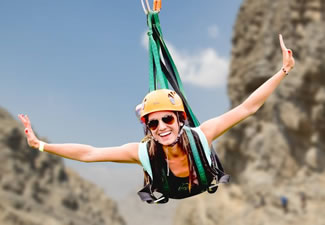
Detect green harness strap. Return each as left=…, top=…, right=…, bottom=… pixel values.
left=146, top=11, right=199, bottom=126
left=183, top=127, right=208, bottom=187
left=147, top=12, right=168, bottom=90
left=146, top=11, right=207, bottom=190
left=139, top=8, right=228, bottom=204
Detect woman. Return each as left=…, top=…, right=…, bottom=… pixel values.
left=18, top=34, right=295, bottom=203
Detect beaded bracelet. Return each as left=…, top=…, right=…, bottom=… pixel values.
left=282, top=67, right=289, bottom=76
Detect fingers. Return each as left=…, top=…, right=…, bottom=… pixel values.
left=25, top=115, right=31, bottom=125
left=279, top=34, right=287, bottom=51
left=18, top=114, right=29, bottom=134
left=20, top=116, right=33, bottom=139
left=18, top=114, right=27, bottom=126
left=18, top=114, right=31, bottom=128
left=18, top=114, right=38, bottom=149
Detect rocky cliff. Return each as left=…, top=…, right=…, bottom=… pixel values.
left=0, top=107, right=125, bottom=225
left=174, top=0, right=325, bottom=224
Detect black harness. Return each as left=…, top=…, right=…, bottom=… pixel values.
left=138, top=127, right=230, bottom=204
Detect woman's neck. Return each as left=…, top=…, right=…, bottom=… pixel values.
left=162, top=144, right=184, bottom=159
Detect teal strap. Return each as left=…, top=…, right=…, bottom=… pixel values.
left=146, top=12, right=200, bottom=126
left=148, top=35, right=168, bottom=88
left=138, top=141, right=169, bottom=194
left=192, top=127, right=212, bottom=166
left=147, top=12, right=168, bottom=91
left=138, top=127, right=211, bottom=189
left=148, top=38, right=155, bottom=91
left=138, top=142, right=153, bottom=179
left=155, top=31, right=200, bottom=126
left=183, top=126, right=208, bottom=187
left=152, top=13, right=163, bottom=36
left=154, top=28, right=185, bottom=94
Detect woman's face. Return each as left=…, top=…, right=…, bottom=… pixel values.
left=147, top=111, right=180, bottom=146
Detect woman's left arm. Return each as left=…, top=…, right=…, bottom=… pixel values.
left=200, top=34, right=295, bottom=145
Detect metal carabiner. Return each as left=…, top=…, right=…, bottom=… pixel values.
left=141, top=0, right=161, bottom=14
left=141, top=0, right=151, bottom=14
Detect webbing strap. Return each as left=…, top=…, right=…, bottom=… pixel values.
left=138, top=183, right=169, bottom=204
left=146, top=11, right=200, bottom=127
left=152, top=26, right=185, bottom=93
left=148, top=38, right=156, bottom=90
left=152, top=25, right=199, bottom=126
left=147, top=13, right=168, bottom=91
left=183, top=127, right=208, bottom=187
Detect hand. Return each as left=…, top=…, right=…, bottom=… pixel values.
left=18, top=114, right=40, bottom=149
left=279, top=34, right=295, bottom=72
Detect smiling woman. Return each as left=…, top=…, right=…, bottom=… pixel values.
left=17, top=0, right=295, bottom=204
left=136, top=89, right=228, bottom=202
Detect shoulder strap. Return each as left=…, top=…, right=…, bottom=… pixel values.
left=138, top=141, right=170, bottom=193
left=146, top=11, right=200, bottom=127
left=185, top=126, right=230, bottom=191
left=191, top=127, right=230, bottom=183
left=191, top=127, right=212, bottom=166
left=137, top=141, right=170, bottom=204
left=138, top=142, right=153, bottom=179
left=183, top=126, right=208, bottom=187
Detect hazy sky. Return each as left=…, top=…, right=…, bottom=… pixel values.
left=0, top=1, right=242, bottom=199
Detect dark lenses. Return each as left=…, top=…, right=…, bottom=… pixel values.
left=147, top=115, right=175, bottom=130
left=162, top=115, right=175, bottom=125
left=147, top=119, right=159, bottom=130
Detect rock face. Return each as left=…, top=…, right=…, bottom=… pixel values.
left=174, top=0, right=325, bottom=224
left=0, top=107, right=125, bottom=225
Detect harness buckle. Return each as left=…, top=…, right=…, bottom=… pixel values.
left=154, top=196, right=166, bottom=203
left=208, top=184, right=218, bottom=193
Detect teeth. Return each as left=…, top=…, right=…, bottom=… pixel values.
left=159, top=131, right=171, bottom=137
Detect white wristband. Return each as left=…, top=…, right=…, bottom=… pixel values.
left=39, top=141, right=45, bottom=152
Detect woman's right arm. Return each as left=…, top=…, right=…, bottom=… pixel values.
left=18, top=114, right=140, bottom=164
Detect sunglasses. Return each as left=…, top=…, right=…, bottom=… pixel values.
left=147, top=115, right=175, bottom=131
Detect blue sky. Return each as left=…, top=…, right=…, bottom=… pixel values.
left=0, top=1, right=242, bottom=198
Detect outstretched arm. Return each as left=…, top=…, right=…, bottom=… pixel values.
left=200, top=34, right=295, bottom=145
left=18, top=114, right=140, bottom=164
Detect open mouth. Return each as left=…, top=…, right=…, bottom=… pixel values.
left=159, top=131, right=171, bottom=137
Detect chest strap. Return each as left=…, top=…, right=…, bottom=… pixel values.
left=183, top=126, right=208, bottom=187
left=137, top=126, right=229, bottom=203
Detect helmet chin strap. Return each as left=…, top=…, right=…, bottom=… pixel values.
left=167, top=123, right=184, bottom=147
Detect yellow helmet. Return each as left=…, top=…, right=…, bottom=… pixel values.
left=140, top=89, right=186, bottom=123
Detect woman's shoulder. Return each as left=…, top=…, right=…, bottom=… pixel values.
left=137, top=140, right=153, bottom=179
left=184, top=126, right=206, bottom=141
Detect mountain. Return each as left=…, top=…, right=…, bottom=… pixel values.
left=174, top=0, right=325, bottom=224
left=0, top=107, right=125, bottom=225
